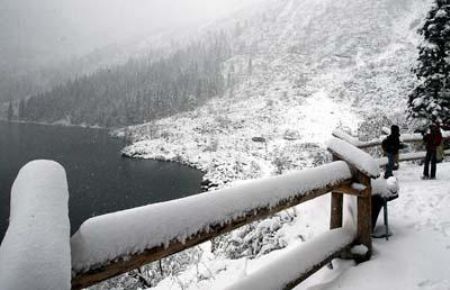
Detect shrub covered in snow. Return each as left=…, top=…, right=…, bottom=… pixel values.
left=91, top=247, right=203, bottom=290
left=213, top=210, right=296, bottom=260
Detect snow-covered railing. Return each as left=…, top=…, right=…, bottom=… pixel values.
left=326, top=137, right=377, bottom=259
left=0, top=160, right=71, bottom=290
left=71, top=161, right=356, bottom=289
left=224, top=138, right=381, bottom=290
left=332, top=129, right=383, bottom=149
left=224, top=228, right=356, bottom=290
left=326, top=137, right=380, bottom=178
left=332, top=129, right=450, bottom=160
left=1, top=136, right=388, bottom=290
left=377, top=149, right=450, bottom=167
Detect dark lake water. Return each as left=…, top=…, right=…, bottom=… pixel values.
left=0, top=121, right=203, bottom=240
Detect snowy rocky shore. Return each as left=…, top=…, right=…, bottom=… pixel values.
left=120, top=88, right=359, bottom=191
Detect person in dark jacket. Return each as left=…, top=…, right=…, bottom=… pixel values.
left=382, top=125, right=402, bottom=179
left=422, top=123, right=443, bottom=179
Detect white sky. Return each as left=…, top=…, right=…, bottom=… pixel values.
left=0, top=0, right=258, bottom=70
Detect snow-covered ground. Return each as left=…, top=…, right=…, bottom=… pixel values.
left=149, top=161, right=450, bottom=290
left=295, top=162, right=450, bottom=290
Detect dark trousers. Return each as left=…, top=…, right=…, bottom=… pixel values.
left=384, top=152, right=395, bottom=179
left=423, top=150, right=437, bottom=178
left=371, top=195, right=384, bottom=230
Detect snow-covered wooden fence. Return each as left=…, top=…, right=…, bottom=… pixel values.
left=4, top=132, right=427, bottom=290
left=333, top=128, right=450, bottom=155
left=0, top=160, right=71, bottom=290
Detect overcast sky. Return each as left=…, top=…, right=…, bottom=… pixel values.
left=0, top=0, right=257, bottom=72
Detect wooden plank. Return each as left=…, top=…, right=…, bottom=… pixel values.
left=328, top=147, right=379, bottom=179
left=334, top=184, right=365, bottom=196
left=354, top=173, right=372, bottom=260
left=332, top=129, right=362, bottom=147
left=358, top=140, right=382, bottom=149
left=377, top=150, right=450, bottom=167
left=71, top=180, right=351, bottom=290
left=334, top=128, right=450, bottom=150
left=330, top=192, right=343, bottom=229
left=330, top=155, right=344, bottom=230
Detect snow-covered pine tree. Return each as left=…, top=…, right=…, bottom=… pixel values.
left=7, top=100, right=13, bottom=121
left=408, top=0, right=450, bottom=123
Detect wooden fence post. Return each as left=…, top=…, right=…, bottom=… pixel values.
left=330, top=192, right=343, bottom=229
left=330, top=156, right=343, bottom=229
left=328, top=149, right=373, bottom=261
left=355, top=172, right=372, bottom=260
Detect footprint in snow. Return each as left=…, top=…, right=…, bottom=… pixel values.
left=417, top=279, right=450, bottom=289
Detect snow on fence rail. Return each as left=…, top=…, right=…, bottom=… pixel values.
left=224, top=228, right=356, bottom=290
left=1, top=135, right=390, bottom=290
left=326, top=137, right=380, bottom=178
left=377, top=150, right=450, bottom=167
left=71, top=161, right=354, bottom=289
left=332, top=129, right=450, bottom=161
left=0, top=160, right=71, bottom=290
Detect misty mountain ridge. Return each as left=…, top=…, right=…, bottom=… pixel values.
left=3, top=0, right=430, bottom=129
left=0, top=0, right=261, bottom=105
left=0, top=20, right=207, bottom=106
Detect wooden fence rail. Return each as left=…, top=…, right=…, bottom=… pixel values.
left=4, top=131, right=436, bottom=290
left=0, top=160, right=71, bottom=290
left=71, top=160, right=362, bottom=289
left=332, top=129, right=450, bottom=163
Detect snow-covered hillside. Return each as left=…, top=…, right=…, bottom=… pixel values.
left=115, top=1, right=443, bottom=289
left=123, top=0, right=431, bottom=185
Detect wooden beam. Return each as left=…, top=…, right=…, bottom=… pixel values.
left=354, top=172, right=372, bottom=260
left=71, top=180, right=351, bottom=290
left=330, top=192, right=343, bottom=229
left=333, top=184, right=365, bottom=196
left=328, top=149, right=379, bottom=179
left=377, top=150, right=450, bottom=167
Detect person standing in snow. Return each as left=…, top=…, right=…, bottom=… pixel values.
left=422, top=123, right=443, bottom=179
left=381, top=125, right=402, bottom=179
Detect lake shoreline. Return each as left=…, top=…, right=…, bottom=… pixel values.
left=0, top=122, right=204, bottom=239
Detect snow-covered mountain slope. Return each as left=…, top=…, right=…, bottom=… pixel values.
left=124, top=0, right=432, bottom=185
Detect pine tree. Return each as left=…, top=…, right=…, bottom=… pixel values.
left=408, top=0, right=450, bottom=123
left=7, top=100, right=13, bottom=121
left=18, top=99, right=26, bottom=119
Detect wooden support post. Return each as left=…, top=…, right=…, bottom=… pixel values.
left=330, top=192, right=343, bottom=229
left=355, top=172, right=372, bottom=260
left=330, top=155, right=343, bottom=230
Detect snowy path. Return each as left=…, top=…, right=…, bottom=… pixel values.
left=296, top=162, right=450, bottom=290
